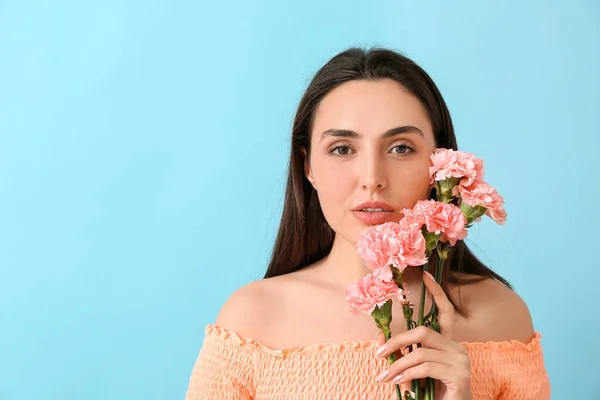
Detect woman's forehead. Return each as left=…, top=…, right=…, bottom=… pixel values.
left=312, top=79, right=434, bottom=140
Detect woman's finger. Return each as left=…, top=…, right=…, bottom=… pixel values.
left=376, top=326, right=465, bottom=358
left=385, top=360, right=470, bottom=387
left=378, top=330, right=405, bottom=361
left=423, top=271, right=455, bottom=338
left=377, top=347, right=456, bottom=382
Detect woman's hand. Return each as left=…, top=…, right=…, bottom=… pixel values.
left=375, top=272, right=472, bottom=400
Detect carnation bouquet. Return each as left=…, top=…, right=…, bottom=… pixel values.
left=345, top=149, right=506, bottom=400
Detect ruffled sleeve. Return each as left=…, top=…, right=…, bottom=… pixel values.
left=464, top=332, right=551, bottom=400
left=185, top=325, right=255, bottom=400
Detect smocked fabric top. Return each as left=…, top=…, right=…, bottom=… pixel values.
left=184, top=324, right=551, bottom=400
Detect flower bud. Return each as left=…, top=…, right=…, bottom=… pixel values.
left=459, top=201, right=486, bottom=225
left=436, top=177, right=460, bottom=202
left=371, top=299, right=393, bottom=330
left=422, top=227, right=441, bottom=255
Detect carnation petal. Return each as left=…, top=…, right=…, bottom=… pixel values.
left=345, top=274, right=402, bottom=316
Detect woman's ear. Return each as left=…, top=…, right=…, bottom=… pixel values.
left=301, top=148, right=317, bottom=190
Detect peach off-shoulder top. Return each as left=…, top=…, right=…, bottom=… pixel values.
left=184, top=324, right=551, bottom=400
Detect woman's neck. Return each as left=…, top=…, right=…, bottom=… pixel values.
left=308, top=234, right=426, bottom=293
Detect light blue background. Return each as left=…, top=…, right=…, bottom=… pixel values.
left=1, top=1, right=598, bottom=399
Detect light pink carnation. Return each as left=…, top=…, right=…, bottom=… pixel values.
left=357, top=222, right=399, bottom=280
left=402, top=200, right=468, bottom=246
left=459, top=182, right=507, bottom=225
left=357, top=222, right=428, bottom=277
left=345, top=274, right=404, bottom=315
left=429, top=149, right=485, bottom=187
left=395, top=220, right=429, bottom=267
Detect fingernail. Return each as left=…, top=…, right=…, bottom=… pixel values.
left=375, top=344, right=387, bottom=357
left=376, top=370, right=389, bottom=381
left=392, top=373, right=403, bottom=383
left=424, top=271, right=434, bottom=280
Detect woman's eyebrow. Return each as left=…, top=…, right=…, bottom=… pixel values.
left=319, top=125, right=424, bottom=142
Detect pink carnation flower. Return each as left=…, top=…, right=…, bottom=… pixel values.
left=395, top=220, right=429, bottom=267
left=345, top=274, right=404, bottom=315
left=459, top=181, right=507, bottom=225
left=402, top=200, right=468, bottom=246
left=357, top=222, right=428, bottom=278
left=429, top=149, right=485, bottom=187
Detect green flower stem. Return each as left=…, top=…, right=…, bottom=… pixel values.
left=415, top=263, right=431, bottom=400
left=418, top=270, right=427, bottom=326
left=396, top=280, right=415, bottom=331
left=425, top=244, right=452, bottom=400
left=423, top=385, right=430, bottom=400
left=429, top=245, right=448, bottom=333
left=383, top=327, right=403, bottom=400
left=396, top=281, right=418, bottom=400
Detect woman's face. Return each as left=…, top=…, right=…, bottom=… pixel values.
left=305, top=78, right=437, bottom=244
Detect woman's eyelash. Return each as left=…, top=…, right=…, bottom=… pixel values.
left=328, top=144, right=352, bottom=156
left=327, top=143, right=415, bottom=156
left=390, top=143, right=415, bottom=154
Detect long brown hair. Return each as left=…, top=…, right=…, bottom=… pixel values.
left=263, top=47, right=511, bottom=314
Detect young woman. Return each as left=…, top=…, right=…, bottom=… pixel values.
left=184, top=47, right=551, bottom=400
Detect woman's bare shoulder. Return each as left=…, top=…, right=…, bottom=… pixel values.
left=214, top=275, right=293, bottom=341
left=457, top=273, right=535, bottom=343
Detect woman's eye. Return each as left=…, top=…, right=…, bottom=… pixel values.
left=390, top=144, right=414, bottom=155
left=329, top=145, right=352, bottom=156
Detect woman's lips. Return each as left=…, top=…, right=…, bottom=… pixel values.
left=352, top=210, right=398, bottom=225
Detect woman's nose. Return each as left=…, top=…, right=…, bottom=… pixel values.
left=359, top=156, right=387, bottom=191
